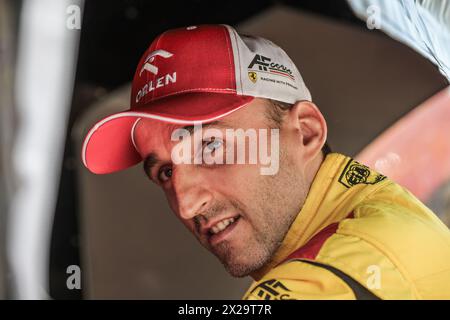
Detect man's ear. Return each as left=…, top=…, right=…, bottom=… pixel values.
left=287, top=100, right=327, bottom=162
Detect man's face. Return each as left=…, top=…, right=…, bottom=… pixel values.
left=133, top=98, right=310, bottom=277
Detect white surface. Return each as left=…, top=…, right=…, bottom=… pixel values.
left=348, top=0, right=450, bottom=81
left=8, top=0, right=83, bottom=299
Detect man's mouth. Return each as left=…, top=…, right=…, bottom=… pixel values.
left=209, top=216, right=238, bottom=234
left=203, top=214, right=241, bottom=246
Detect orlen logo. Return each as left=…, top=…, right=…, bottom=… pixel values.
left=136, top=49, right=177, bottom=103
left=139, top=49, right=173, bottom=76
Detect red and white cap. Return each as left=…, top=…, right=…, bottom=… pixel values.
left=82, top=24, right=311, bottom=174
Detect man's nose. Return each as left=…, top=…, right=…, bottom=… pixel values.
left=171, top=165, right=213, bottom=220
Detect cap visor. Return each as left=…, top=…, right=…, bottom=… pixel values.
left=82, top=92, right=254, bottom=174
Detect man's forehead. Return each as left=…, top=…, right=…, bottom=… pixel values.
left=136, top=118, right=234, bottom=137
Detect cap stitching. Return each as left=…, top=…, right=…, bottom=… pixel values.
left=139, top=87, right=235, bottom=105
left=130, top=118, right=142, bottom=151
left=233, top=32, right=244, bottom=94
left=151, top=32, right=166, bottom=101
left=232, top=29, right=244, bottom=95
left=222, top=26, right=234, bottom=90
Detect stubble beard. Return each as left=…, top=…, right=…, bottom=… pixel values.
left=216, top=151, right=307, bottom=277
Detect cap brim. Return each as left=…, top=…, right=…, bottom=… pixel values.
left=82, top=92, right=254, bottom=174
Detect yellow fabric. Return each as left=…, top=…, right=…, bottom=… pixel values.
left=245, top=260, right=356, bottom=300
left=243, top=153, right=450, bottom=300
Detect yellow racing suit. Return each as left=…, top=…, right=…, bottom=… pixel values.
left=243, top=153, right=450, bottom=300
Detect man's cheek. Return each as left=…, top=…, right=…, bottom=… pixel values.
left=235, top=217, right=255, bottom=242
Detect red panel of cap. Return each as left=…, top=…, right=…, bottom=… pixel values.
left=130, top=25, right=236, bottom=109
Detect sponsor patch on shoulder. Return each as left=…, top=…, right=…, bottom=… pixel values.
left=338, top=159, right=386, bottom=188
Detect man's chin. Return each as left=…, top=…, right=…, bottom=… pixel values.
left=223, top=263, right=255, bottom=278
left=212, top=243, right=269, bottom=278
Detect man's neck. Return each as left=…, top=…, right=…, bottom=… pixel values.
left=305, top=152, right=326, bottom=189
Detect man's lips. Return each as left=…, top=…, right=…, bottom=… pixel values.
left=199, top=213, right=241, bottom=237
left=207, top=215, right=241, bottom=246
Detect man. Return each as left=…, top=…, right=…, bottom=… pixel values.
left=82, top=25, right=450, bottom=299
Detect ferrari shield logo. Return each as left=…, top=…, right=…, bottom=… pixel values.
left=248, top=71, right=257, bottom=83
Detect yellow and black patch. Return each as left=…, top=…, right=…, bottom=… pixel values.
left=338, top=159, right=386, bottom=188
left=248, top=279, right=292, bottom=300
left=248, top=71, right=257, bottom=83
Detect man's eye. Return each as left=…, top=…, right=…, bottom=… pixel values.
left=203, top=139, right=223, bottom=153
left=158, top=167, right=172, bottom=182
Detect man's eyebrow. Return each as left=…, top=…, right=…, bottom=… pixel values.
left=143, top=152, right=159, bottom=178
left=182, top=120, right=231, bottom=134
